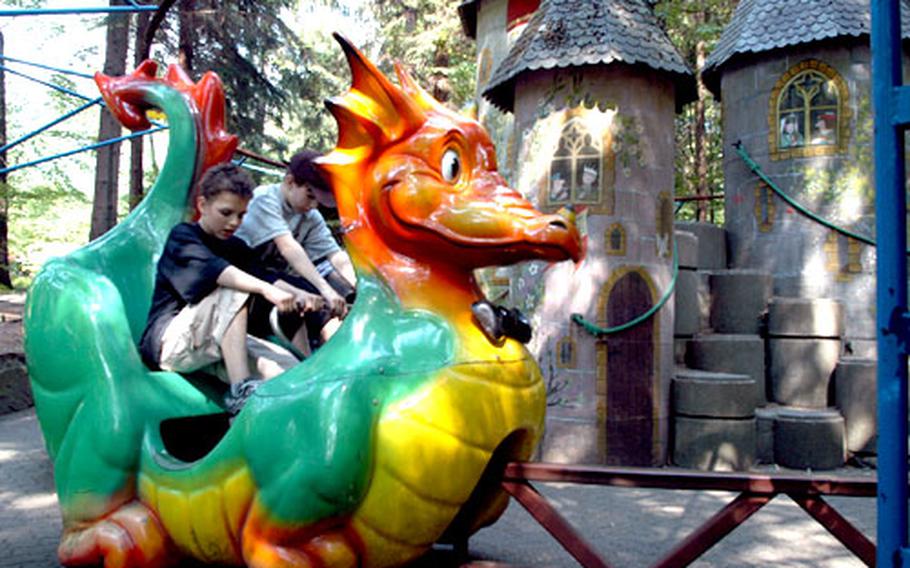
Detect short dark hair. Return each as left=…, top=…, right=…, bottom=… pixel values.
left=198, top=162, right=255, bottom=201
left=287, top=150, right=331, bottom=194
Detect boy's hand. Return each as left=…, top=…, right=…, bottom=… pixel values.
left=264, top=286, right=297, bottom=313
left=295, top=291, right=326, bottom=313
left=323, top=289, right=348, bottom=318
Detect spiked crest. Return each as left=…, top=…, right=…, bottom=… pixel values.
left=318, top=34, right=459, bottom=222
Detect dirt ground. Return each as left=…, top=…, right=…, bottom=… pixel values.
left=0, top=293, right=28, bottom=415
left=0, top=293, right=24, bottom=353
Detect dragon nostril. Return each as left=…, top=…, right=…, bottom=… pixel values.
left=549, top=219, right=568, bottom=230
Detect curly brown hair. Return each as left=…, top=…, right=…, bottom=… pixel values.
left=197, top=162, right=255, bottom=201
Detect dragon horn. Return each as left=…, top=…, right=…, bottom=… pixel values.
left=330, top=32, right=426, bottom=147
left=394, top=63, right=441, bottom=113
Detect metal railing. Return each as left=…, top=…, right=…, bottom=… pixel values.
left=463, top=462, right=876, bottom=568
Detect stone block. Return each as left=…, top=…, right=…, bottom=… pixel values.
left=774, top=407, right=846, bottom=470
left=755, top=405, right=780, bottom=464
left=674, top=230, right=699, bottom=269
left=709, top=270, right=773, bottom=334
left=676, top=221, right=727, bottom=269
left=834, top=357, right=877, bottom=454
left=673, top=368, right=757, bottom=418
left=769, top=338, right=841, bottom=407
left=768, top=297, right=845, bottom=338
left=672, top=415, right=756, bottom=471
left=674, top=269, right=700, bottom=337
left=686, top=333, right=767, bottom=405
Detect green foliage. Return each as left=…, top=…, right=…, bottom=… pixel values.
left=152, top=0, right=316, bottom=157
left=368, top=0, right=476, bottom=109
left=654, top=0, right=736, bottom=224
left=672, top=99, right=725, bottom=223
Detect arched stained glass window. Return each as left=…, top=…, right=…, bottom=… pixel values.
left=547, top=118, right=603, bottom=206
left=770, top=60, right=849, bottom=160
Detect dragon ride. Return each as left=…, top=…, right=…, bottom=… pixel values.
left=23, top=34, right=581, bottom=568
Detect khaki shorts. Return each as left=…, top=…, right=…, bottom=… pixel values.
left=159, top=287, right=299, bottom=382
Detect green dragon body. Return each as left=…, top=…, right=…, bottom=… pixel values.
left=24, top=36, right=581, bottom=568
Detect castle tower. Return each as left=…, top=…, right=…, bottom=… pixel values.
left=703, top=0, right=910, bottom=358
left=474, top=0, right=694, bottom=466
left=458, top=0, right=540, bottom=182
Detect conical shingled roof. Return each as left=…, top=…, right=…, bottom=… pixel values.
left=482, top=0, right=695, bottom=113
left=703, top=0, right=910, bottom=97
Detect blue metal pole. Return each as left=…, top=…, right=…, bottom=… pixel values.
left=0, top=6, right=158, bottom=17
left=0, top=126, right=166, bottom=176
left=0, top=64, right=95, bottom=101
left=871, top=1, right=909, bottom=566
left=0, top=97, right=102, bottom=155
left=0, top=55, right=95, bottom=80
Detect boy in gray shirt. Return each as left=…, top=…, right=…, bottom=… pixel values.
left=235, top=150, right=356, bottom=352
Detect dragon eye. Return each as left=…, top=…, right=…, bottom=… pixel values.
left=441, top=148, right=461, bottom=183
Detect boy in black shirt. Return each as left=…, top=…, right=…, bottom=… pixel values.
left=138, top=163, right=324, bottom=414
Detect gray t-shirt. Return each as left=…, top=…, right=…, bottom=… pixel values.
left=235, top=183, right=340, bottom=262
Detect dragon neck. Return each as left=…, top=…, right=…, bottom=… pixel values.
left=345, top=230, right=508, bottom=358
left=96, top=83, right=199, bottom=242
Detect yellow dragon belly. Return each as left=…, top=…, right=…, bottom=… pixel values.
left=351, top=346, right=546, bottom=567
left=138, top=459, right=255, bottom=564
left=129, top=340, right=544, bottom=568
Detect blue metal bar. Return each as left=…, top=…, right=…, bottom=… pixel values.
left=0, top=97, right=103, bottom=155
left=893, top=85, right=910, bottom=125
left=0, top=6, right=158, bottom=16
left=871, top=1, right=909, bottom=567
left=0, top=55, right=95, bottom=80
left=0, top=64, right=94, bottom=101
left=0, top=126, right=166, bottom=176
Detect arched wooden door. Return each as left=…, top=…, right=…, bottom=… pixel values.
left=604, top=271, right=654, bottom=466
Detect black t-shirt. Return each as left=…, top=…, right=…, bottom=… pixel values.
left=138, top=222, right=278, bottom=369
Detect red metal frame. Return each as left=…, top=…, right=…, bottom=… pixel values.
left=467, top=462, right=876, bottom=568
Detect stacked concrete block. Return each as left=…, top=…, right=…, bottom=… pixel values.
left=686, top=334, right=766, bottom=406
left=774, top=407, right=846, bottom=470
left=767, top=298, right=848, bottom=470
left=767, top=298, right=843, bottom=407
left=754, top=405, right=780, bottom=464
left=708, top=270, right=773, bottom=334
left=676, top=221, right=727, bottom=270
left=671, top=369, right=757, bottom=471
left=674, top=230, right=708, bottom=363
left=834, top=357, right=877, bottom=455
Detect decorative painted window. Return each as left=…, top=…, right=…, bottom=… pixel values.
left=824, top=232, right=862, bottom=281
left=754, top=182, right=776, bottom=232
left=547, top=117, right=604, bottom=207
left=769, top=60, right=850, bottom=160
left=555, top=334, right=576, bottom=369
left=606, top=223, right=626, bottom=256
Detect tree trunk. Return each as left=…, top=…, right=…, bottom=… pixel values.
left=693, top=12, right=709, bottom=222
left=129, top=11, right=150, bottom=211
left=0, top=32, right=13, bottom=288
left=90, top=0, right=130, bottom=240
left=178, top=0, right=195, bottom=72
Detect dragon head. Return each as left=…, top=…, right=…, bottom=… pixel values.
left=319, top=35, right=582, bottom=284
left=95, top=60, right=238, bottom=178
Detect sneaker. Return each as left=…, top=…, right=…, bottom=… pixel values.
left=224, top=378, right=263, bottom=416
